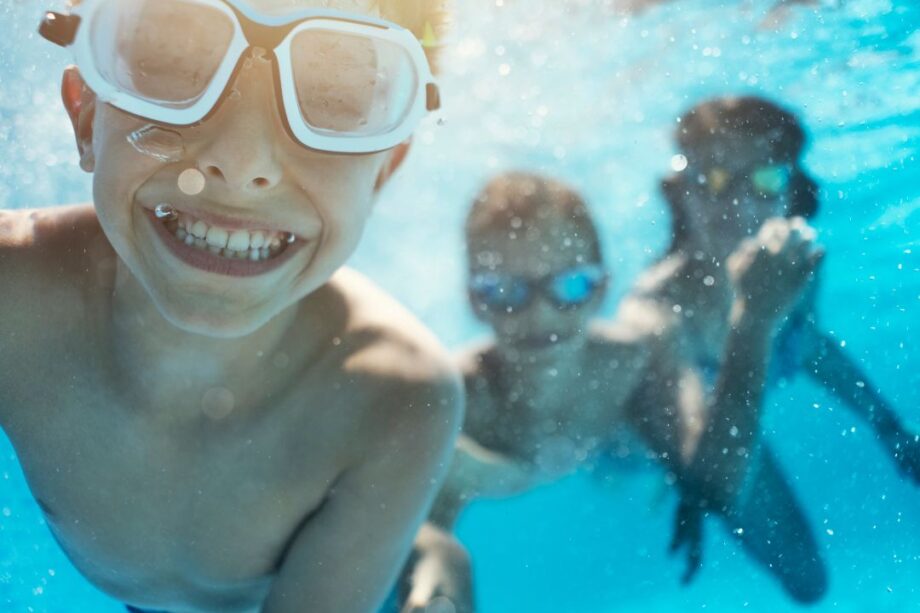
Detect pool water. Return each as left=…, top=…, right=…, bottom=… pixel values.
left=1, top=0, right=918, bottom=611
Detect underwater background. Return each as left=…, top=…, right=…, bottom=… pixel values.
left=1, top=0, right=918, bottom=610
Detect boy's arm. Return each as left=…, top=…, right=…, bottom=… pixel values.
left=803, top=329, right=920, bottom=482
left=628, top=218, right=823, bottom=506
left=0, top=208, right=50, bottom=425
left=399, top=523, right=474, bottom=613
left=261, top=379, right=461, bottom=613
left=692, top=217, right=824, bottom=506
left=428, top=434, right=539, bottom=529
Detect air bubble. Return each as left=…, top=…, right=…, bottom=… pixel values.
left=272, top=352, right=291, bottom=369
left=201, top=387, right=235, bottom=420
left=178, top=168, right=206, bottom=195
left=127, top=125, right=185, bottom=163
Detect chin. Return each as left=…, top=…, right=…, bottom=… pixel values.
left=149, top=284, right=286, bottom=339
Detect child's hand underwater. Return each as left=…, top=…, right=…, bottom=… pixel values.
left=669, top=492, right=706, bottom=585
left=727, top=216, right=825, bottom=327
left=401, top=525, right=474, bottom=613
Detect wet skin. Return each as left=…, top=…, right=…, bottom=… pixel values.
left=0, top=1, right=461, bottom=612
left=396, top=205, right=807, bottom=611
left=624, top=132, right=915, bottom=600
left=645, top=135, right=920, bottom=481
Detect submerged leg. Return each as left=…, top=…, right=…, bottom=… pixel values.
left=726, top=445, right=827, bottom=604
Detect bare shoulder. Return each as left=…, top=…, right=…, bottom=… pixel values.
left=454, top=339, right=495, bottom=390
left=1, top=203, right=103, bottom=251
left=324, top=268, right=459, bottom=386
left=588, top=319, right=656, bottom=369
left=314, top=268, right=463, bottom=442
left=0, top=204, right=110, bottom=283
left=0, top=204, right=112, bottom=336
left=629, top=253, right=688, bottom=303
left=453, top=340, right=500, bottom=436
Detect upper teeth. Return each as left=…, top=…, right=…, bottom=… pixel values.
left=157, top=204, right=295, bottom=261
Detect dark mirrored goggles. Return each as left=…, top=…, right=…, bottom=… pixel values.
left=39, top=0, right=441, bottom=154
left=469, top=264, right=609, bottom=314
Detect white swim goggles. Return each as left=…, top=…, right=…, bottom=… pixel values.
left=40, top=0, right=441, bottom=154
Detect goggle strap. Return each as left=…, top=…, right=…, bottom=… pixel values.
left=39, top=12, right=80, bottom=48
left=426, top=83, right=441, bottom=111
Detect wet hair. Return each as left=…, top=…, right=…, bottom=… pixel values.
left=465, top=171, right=604, bottom=265
left=676, top=96, right=806, bottom=159
left=665, top=96, right=819, bottom=251
left=67, top=0, right=450, bottom=72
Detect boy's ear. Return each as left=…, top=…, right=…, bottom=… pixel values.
left=62, top=66, right=97, bottom=173
left=373, top=139, right=412, bottom=193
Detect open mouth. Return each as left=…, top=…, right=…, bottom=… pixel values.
left=145, top=204, right=305, bottom=277
left=513, top=333, right=569, bottom=350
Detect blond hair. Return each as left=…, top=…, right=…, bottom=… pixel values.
left=68, top=0, right=449, bottom=72
left=378, top=0, right=449, bottom=72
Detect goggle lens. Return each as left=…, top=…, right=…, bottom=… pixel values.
left=90, top=0, right=235, bottom=109
left=703, top=164, right=792, bottom=198
left=470, top=265, right=607, bottom=313
left=291, top=28, right=417, bottom=137
left=548, top=265, right=607, bottom=308
left=469, top=274, right=532, bottom=312
left=751, top=165, right=791, bottom=196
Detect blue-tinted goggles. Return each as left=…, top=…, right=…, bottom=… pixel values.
left=469, top=264, right=609, bottom=314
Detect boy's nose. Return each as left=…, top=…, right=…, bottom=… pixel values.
left=527, top=295, right=565, bottom=329
left=194, top=59, right=284, bottom=193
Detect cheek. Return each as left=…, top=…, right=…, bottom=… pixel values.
left=91, top=108, right=162, bottom=230
left=292, top=152, right=386, bottom=266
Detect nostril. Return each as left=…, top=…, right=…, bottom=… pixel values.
left=251, top=177, right=270, bottom=189
left=204, top=166, right=224, bottom=180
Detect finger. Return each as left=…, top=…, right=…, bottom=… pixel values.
left=787, top=226, right=818, bottom=253
left=787, top=216, right=816, bottom=239
left=682, top=544, right=703, bottom=584
left=788, top=234, right=815, bottom=264
left=761, top=216, right=790, bottom=238
left=400, top=600, right=424, bottom=613
left=670, top=512, right=688, bottom=553
left=805, top=246, right=826, bottom=271
left=760, top=219, right=789, bottom=254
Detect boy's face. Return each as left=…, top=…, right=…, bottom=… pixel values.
left=468, top=214, right=605, bottom=353
left=65, top=0, right=411, bottom=337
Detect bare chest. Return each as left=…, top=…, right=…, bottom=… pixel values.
left=470, top=355, right=644, bottom=469
left=1, top=363, right=342, bottom=611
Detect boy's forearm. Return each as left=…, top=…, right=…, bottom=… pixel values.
left=692, top=302, right=774, bottom=505
left=428, top=436, right=533, bottom=529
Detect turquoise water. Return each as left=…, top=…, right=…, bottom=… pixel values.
left=1, top=0, right=918, bottom=611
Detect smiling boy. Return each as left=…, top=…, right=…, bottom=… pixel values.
left=0, top=1, right=461, bottom=612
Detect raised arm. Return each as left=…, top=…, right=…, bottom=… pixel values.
left=625, top=218, right=824, bottom=583
left=804, top=329, right=920, bottom=482
left=690, top=217, right=824, bottom=504
left=261, top=380, right=461, bottom=613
